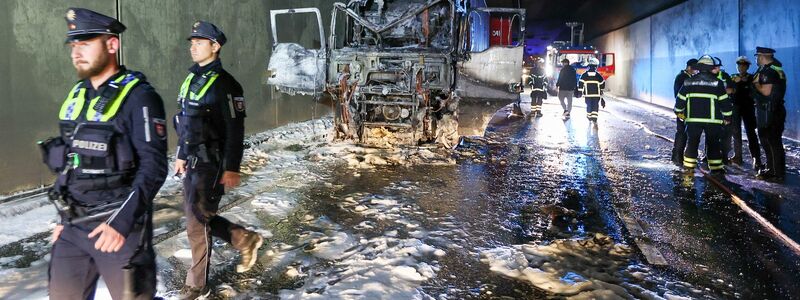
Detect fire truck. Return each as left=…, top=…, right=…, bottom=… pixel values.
left=542, top=23, right=615, bottom=96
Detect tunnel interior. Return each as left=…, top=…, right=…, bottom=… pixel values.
left=1, top=0, right=798, bottom=193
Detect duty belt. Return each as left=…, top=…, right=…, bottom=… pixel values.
left=48, top=190, right=125, bottom=225
left=187, top=143, right=220, bottom=168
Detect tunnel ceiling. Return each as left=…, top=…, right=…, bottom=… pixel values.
left=486, top=0, right=686, bottom=47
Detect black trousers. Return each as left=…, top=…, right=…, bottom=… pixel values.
left=672, top=118, right=687, bottom=164
left=183, top=160, right=248, bottom=288
left=758, top=106, right=786, bottom=176
left=585, top=97, right=600, bottom=120
left=731, top=104, right=761, bottom=164
left=49, top=223, right=155, bottom=300
left=684, top=123, right=725, bottom=170
left=530, top=90, right=545, bottom=113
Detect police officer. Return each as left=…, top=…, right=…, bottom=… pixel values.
left=711, top=57, right=735, bottom=164
left=730, top=56, right=762, bottom=169
left=752, top=47, right=787, bottom=180
left=671, top=58, right=697, bottom=166
left=579, top=57, right=605, bottom=124
left=173, top=21, right=263, bottom=299
left=41, top=8, right=167, bottom=299
left=674, top=55, right=733, bottom=174
left=529, top=57, right=547, bottom=118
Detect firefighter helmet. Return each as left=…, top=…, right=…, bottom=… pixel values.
left=588, top=57, right=599, bottom=66
left=695, top=55, right=715, bottom=71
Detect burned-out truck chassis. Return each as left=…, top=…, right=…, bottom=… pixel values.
left=267, top=0, right=524, bottom=147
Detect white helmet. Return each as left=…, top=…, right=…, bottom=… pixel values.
left=588, top=57, right=600, bottom=66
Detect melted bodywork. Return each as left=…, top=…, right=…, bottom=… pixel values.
left=267, top=1, right=525, bottom=147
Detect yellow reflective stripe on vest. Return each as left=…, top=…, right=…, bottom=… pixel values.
left=179, top=71, right=220, bottom=101
left=770, top=65, right=785, bottom=79
left=685, top=93, right=721, bottom=123
left=685, top=117, right=724, bottom=124
left=59, top=74, right=140, bottom=122
left=59, top=82, right=86, bottom=120
left=86, top=76, right=140, bottom=122
left=686, top=93, right=718, bottom=100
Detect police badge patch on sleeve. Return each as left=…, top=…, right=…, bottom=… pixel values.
left=233, top=97, right=246, bottom=112
left=153, top=118, right=167, bottom=140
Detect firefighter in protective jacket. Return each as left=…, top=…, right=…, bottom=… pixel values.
left=674, top=55, right=733, bottom=173
left=579, top=57, right=605, bottom=123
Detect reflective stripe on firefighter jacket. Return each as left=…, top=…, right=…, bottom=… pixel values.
left=674, top=72, right=732, bottom=125
left=579, top=71, right=605, bottom=97
left=529, top=67, right=547, bottom=92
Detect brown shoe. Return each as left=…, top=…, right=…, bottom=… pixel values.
left=236, top=232, right=263, bottom=273
left=179, top=285, right=210, bottom=300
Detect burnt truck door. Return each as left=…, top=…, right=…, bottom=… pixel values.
left=266, top=8, right=327, bottom=96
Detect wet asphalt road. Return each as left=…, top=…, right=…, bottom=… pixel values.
left=278, top=94, right=800, bottom=298
left=217, top=94, right=800, bottom=298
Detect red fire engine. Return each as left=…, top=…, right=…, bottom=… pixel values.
left=544, top=42, right=615, bottom=96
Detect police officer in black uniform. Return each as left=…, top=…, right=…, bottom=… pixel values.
left=712, top=57, right=735, bottom=164
left=173, top=21, right=263, bottom=299
left=752, top=47, right=787, bottom=180
left=730, top=56, right=762, bottom=168
left=674, top=55, right=733, bottom=174
left=40, top=8, right=167, bottom=299
left=529, top=57, right=547, bottom=118
left=671, top=58, right=697, bottom=166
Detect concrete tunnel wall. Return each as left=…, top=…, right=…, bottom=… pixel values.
left=592, top=0, right=800, bottom=140
left=0, top=0, right=334, bottom=194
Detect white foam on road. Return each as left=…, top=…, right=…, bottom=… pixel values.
left=0, top=198, right=57, bottom=247
left=480, top=233, right=699, bottom=299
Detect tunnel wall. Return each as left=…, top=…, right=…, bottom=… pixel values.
left=593, top=0, right=800, bottom=139
left=0, top=0, right=333, bottom=194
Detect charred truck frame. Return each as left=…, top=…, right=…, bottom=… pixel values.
left=267, top=0, right=525, bottom=147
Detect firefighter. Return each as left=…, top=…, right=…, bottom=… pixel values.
left=529, top=57, right=547, bottom=118
left=42, top=8, right=167, bottom=299
left=730, top=56, right=762, bottom=169
left=174, top=21, right=264, bottom=299
left=671, top=58, right=697, bottom=166
left=752, top=47, right=786, bottom=181
left=579, top=57, right=605, bottom=124
left=675, top=55, right=733, bottom=174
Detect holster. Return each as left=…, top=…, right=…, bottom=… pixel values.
left=754, top=93, right=773, bottom=129
left=122, top=211, right=156, bottom=300
left=38, top=137, right=68, bottom=174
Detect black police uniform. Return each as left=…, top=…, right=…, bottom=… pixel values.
left=675, top=68, right=732, bottom=172
left=753, top=47, right=787, bottom=178
left=529, top=66, right=547, bottom=116
left=42, top=8, right=167, bottom=300
left=672, top=69, right=694, bottom=165
left=175, top=21, right=260, bottom=290
left=716, top=68, right=735, bottom=162
left=731, top=69, right=761, bottom=167
left=579, top=67, right=605, bottom=122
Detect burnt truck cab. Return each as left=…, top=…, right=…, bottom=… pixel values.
left=266, top=0, right=525, bottom=147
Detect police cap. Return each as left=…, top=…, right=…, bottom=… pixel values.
left=188, top=21, right=227, bottom=46
left=64, top=8, right=126, bottom=43
left=736, top=56, right=751, bottom=65
left=755, top=46, right=776, bottom=55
